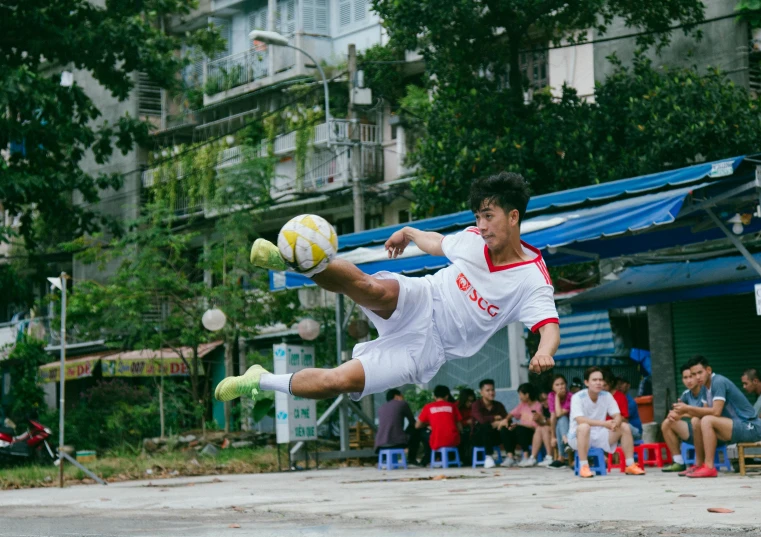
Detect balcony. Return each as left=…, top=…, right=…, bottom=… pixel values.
left=274, top=146, right=383, bottom=194
left=261, top=120, right=381, bottom=156
left=206, top=48, right=269, bottom=95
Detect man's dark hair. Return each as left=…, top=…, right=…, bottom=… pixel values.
left=744, top=368, right=759, bottom=381
left=386, top=388, right=402, bottom=402
left=571, top=377, right=583, bottom=388
left=517, top=382, right=537, bottom=401
left=691, top=355, right=710, bottom=368
left=479, top=378, right=495, bottom=389
left=433, top=385, right=451, bottom=399
left=469, top=172, right=531, bottom=222
left=680, top=359, right=696, bottom=374
left=457, top=388, right=476, bottom=410
left=584, top=366, right=604, bottom=381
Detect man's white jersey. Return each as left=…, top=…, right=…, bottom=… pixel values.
left=427, top=226, right=558, bottom=358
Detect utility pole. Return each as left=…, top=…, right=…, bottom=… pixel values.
left=348, top=44, right=364, bottom=234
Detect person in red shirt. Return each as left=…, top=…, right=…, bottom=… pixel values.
left=416, top=385, right=463, bottom=451
left=603, top=370, right=630, bottom=423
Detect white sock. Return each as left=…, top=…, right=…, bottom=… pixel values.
left=579, top=460, right=589, bottom=467
left=625, top=458, right=635, bottom=466
left=260, top=373, right=293, bottom=394
left=673, top=454, right=684, bottom=464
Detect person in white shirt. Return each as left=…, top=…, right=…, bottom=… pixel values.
left=216, top=172, right=560, bottom=404
left=567, top=367, right=645, bottom=478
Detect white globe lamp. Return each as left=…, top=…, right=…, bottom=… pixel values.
left=202, top=308, right=227, bottom=331
left=297, top=318, right=321, bottom=341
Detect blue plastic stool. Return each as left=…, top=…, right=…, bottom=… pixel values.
left=472, top=446, right=504, bottom=468
left=431, top=447, right=462, bottom=468
left=537, top=445, right=547, bottom=463
left=681, top=443, right=696, bottom=466
left=378, top=448, right=407, bottom=470
left=574, top=447, right=608, bottom=476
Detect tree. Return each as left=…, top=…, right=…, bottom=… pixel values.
left=373, top=0, right=704, bottom=104
left=406, top=54, right=761, bottom=217
left=0, top=0, right=222, bottom=252
left=6, top=338, right=49, bottom=423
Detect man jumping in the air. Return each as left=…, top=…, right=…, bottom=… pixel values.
left=215, top=172, right=560, bottom=403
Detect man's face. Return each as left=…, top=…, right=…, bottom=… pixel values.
left=586, top=372, right=604, bottom=394
left=691, top=364, right=710, bottom=386
left=682, top=369, right=696, bottom=391
left=475, top=202, right=518, bottom=252
left=741, top=375, right=760, bottom=394
left=480, top=383, right=495, bottom=402
left=394, top=394, right=405, bottom=401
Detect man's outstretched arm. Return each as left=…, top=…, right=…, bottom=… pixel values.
left=385, top=227, right=444, bottom=258
left=530, top=322, right=559, bottom=374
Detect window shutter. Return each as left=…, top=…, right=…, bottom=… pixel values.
left=353, top=0, right=366, bottom=22
left=315, top=0, right=328, bottom=34
left=210, top=17, right=231, bottom=59
left=259, top=8, right=268, bottom=31
left=286, top=0, right=296, bottom=35
left=339, top=0, right=351, bottom=29
left=303, top=0, right=314, bottom=32
left=247, top=10, right=258, bottom=33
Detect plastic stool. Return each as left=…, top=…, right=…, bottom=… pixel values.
left=574, top=447, right=607, bottom=476
left=607, top=446, right=627, bottom=473
left=472, top=446, right=503, bottom=468
left=378, top=448, right=407, bottom=470
left=431, top=447, right=462, bottom=468
left=537, top=445, right=547, bottom=463
left=681, top=443, right=696, bottom=466
left=635, top=443, right=672, bottom=469
left=715, top=445, right=732, bottom=471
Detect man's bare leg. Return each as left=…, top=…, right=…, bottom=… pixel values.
left=692, top=417, right=705, bottom=466
left=576, top=423, right=590, bottom=461
left=311, top=259, right=399, bottom=319
left=700, top=416, right=734, bottom=469
left=289, top=359, right=366, bottom=399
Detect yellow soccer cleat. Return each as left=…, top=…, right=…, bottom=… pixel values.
left=214, top=364, right=270, bottom=402
left=250, top=238, right=288, bottom=271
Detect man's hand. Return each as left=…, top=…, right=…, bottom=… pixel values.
left=385, top=228, right=411, bottom=258
left=672, top=402, right=689, bottom=416
left=551, top=437, right=558, bottom=448
left=603, top=421, right=616, bottom=431
left=667, top=410, right=680, bottom=422
left=529, top=354, right=555, bottom=374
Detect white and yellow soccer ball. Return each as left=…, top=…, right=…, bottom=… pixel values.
left=277, top=214, right=338, bottom=274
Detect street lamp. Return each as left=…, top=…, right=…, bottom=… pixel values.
left=47, top=273, right=67, bottom=488
left=202, top=307, right=227, bottom=332
left=248, top=30, right=331, bottom=148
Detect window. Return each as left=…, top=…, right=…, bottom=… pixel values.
left=519, top=48, right=548, bottom=90
left=209, top=18, right=232, bottom=60
left=303, top=0, right=329, bottom=34
left=137, top=72, right=162, bottom=118
left=398, top=209, right=410, bottom=223
left=278, top=0, right=296, bottom=36
left=338, top=0, right=368, bottom=31
left=247, top=8, right=268, bottom=33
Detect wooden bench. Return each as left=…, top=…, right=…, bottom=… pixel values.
left=737, top=442, right=761, bottom=476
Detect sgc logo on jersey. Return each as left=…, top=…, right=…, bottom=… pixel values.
left=456, top=273, right=499, bottom=317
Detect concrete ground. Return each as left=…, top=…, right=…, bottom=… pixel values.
left=1, top=464, right=760, bottom=537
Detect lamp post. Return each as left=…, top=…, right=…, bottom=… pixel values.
left=248, top=30, right=331, bottom=148
left=47, top=273, right=67, bottom=488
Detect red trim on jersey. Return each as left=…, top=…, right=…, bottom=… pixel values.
left=466, top=227, right=481, bottom=235
left=531, top=318, right=559, bottom=333
left=536, top=259, right=552, bottom=285
left=484, top=241, right=543, bottom=273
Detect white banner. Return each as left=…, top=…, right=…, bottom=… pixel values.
left=274, top=344, right=317, bottom=444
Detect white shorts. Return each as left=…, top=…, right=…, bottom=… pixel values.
left=350, top=272, right=446, bottom=401
left=567, top=426, right=617, bottom=454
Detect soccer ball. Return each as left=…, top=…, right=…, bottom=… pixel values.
left=278, top=214, right=338, bottom=274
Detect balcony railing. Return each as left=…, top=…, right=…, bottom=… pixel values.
left=206, top=48, right=269, bottom=94
left=263, top=120, right=381, bottom=156
left=274, top=146, right=383, bottom=194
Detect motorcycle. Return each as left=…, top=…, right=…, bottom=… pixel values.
left=0, top=418, right=56, bottom=464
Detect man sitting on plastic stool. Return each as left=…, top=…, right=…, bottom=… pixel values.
left=661, top=359, right=707, bottom=473
left=567, top=366, right=645, bottom=478
left=416, top=385, right=463, bottom=464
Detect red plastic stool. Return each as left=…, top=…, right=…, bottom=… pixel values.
left=607, top=446, right=626, bottom=473
left=635, top=443, right=672, bottom=469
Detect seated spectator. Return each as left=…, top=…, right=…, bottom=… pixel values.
left=638, top=375, right=653, bottom=397
left=661, top=359, right=706, bottom=473
left=457, top=388, right=476, bottom=465
left=569, top=377, right=583, bottom=394
left=531, top=390, right=555, bottom=468
left=741, top=368, right=761, bottom=418
left=548, top=374, right=573, bottom=469
left=674, top=356, right=761, bottom=478
left=495, top=383, right=544, bottom=467
left=375, top=389, right=422, bottom=464
left=416, top=385, right=462, bottom=455
left=471, top=378, right=510, bottom=467
left=568, top=366, right=645, bottom=478
left=616, top=377, right=643, bottom=440
left=602, top=372, right=635, bottom=439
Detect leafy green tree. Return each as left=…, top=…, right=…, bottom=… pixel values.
left=6, top=339, right=49, bottom=423
left=408, top=55, right=761, bottom=217
left=0, top=0, right=222, bottom=252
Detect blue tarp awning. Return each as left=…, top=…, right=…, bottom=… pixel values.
left=567, top=252, right=761, bottom=311
left=337, top=156, right=745, bottom=251
left=270, top=184, right=695, bottom=290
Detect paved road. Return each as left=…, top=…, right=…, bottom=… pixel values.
left=1, top=466, right=760, bottom=536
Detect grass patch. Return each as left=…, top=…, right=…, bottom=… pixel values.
left=0, top=447, right=281, bottom=490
